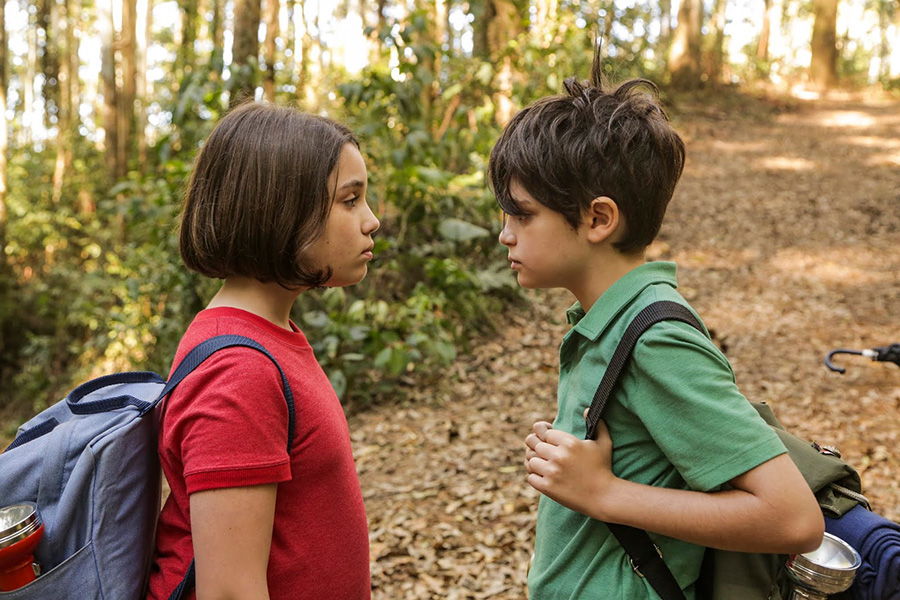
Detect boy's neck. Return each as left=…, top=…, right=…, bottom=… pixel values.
left=571, top=250, right=647, bottom=313
left=207, top=277, right=305, bottom=331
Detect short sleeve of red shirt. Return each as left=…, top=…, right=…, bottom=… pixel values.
left=163, top=348, right=292, bottom=494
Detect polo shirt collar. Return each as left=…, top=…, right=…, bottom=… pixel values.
left=565, top=261, right=679, bottom=342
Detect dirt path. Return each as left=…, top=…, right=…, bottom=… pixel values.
left=352, top=93, right=900, bottom=599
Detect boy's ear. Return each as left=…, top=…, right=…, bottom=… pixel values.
left=584, top=196, right=620, bottom=244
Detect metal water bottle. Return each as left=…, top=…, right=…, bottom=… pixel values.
left=785, top=532, right=861, bottom=599
left=0, top=502, right=44, bottom=591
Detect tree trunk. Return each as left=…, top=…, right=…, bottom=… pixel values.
left=876, top=0, right=890, bottom=82
left=707, top=0, right=728, bottom=84
left=0, top=0, right=7, bottom=256
left=98, top=0, right=119, bottom=183
left=376, top=0, right=386, bottom=30
left=294, top=0, right=310, bottom=107
left=211, top=0, right=224, bottom=76
left=39, top=0, right=61, bottom=130
left=658, top=0, right=672, bottom=55
left=473, top=0, right=526, bottom=127
left=52, top=0, right=73, bottom=204
left=300, top=1, right=323, bottom=111
left=232, top=0, right=262, bottom=107
left=758, top=0, right=772, bottom=61
left=23, top=15, right=36, bottom=146
left=419, top=0, right=447, bottom=133
left=0, top=0, right=12, bottom=359
left=118, top=0, right=137, bottom=179
left=472, top=0, right=491, bottom=59
left=178, top=0, right=198, bottom=79
left=668, top=0, right=703, bottom=89
left=263, top=0, right=279, bottom=101
left=69, top=1, right=80, bottom=126
left=285, top=1, right=295, bottom=78
left=137, top=0, right=152, bottom=170
left=810, top=0, right=838, bottom=89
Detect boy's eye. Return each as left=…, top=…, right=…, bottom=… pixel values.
left=502, top=212, right=530, bottom=225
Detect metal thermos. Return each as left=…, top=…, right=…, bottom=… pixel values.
left=785, top=532, right=861, bottom=599
left=0, top=502, right=44, bottom=591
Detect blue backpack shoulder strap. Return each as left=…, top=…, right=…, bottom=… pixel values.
left=157, top=334, right=296, bottom=451
left=161, top=334, right=296, bottom=600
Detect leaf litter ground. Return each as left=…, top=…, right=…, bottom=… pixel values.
left=351, top=92, right=900, bottom=599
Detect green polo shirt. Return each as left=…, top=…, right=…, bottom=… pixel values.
left=527, top=262, right=787, bottom=600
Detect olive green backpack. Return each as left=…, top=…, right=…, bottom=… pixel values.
left=697, top=400, right=865, bottom=600
left=583, top=301, right=867, bottom=600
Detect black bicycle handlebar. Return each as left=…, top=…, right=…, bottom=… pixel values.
left=825, top=343, right=900, bottom=374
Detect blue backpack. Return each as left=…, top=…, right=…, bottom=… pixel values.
left=0, top=335, right=294, bottom=599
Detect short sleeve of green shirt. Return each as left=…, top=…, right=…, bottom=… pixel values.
left=623, top=318, right=786, bottom=491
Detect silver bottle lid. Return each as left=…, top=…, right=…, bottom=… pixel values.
left=0, top=502, right=42, bottom=549
left=786, top=532, right=861, bottom=594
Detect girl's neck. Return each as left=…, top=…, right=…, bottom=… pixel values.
left=207, top=277, right=305, bottom=330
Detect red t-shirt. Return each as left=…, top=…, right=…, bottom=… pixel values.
left=146, top=308, right=370, bottom=600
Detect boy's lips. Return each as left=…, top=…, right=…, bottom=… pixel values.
left=508, top=257, right=521, bottom=270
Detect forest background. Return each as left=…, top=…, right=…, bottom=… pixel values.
left=0, top=0, right=897, bottom=437
left=2, top=1, right=899, bottom=596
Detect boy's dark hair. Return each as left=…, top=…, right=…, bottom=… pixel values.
left=180, top=102, right=358, bottom=288
left=488, top=50, right=685, bottom=253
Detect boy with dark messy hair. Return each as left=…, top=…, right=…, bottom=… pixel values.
left=490, top=54, right=824, bottom=598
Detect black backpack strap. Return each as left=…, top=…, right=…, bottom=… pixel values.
left=584, top=300, right=704, bottom=600
left=167, top=561, right=195, bottom=600
left=160, top=334, right=296, bottom=600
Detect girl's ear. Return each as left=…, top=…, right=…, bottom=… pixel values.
left=584, top=196, right=620, bottom=244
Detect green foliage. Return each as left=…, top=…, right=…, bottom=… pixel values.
left=837, top=36, right=880, bottom=86
left=1, top=144, right=205, bottom=417
left=328, top=33, right=522, bottom=403
left=3, top=6, right=674, bottom=422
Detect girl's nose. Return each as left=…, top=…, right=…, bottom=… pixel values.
left=364, top=203, right=380, bottom=234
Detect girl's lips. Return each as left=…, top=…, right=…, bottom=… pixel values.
left=362, top=251, right=374, bottom=260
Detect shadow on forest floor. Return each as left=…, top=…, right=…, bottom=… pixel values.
left=352, top=91, right=900, bottom=599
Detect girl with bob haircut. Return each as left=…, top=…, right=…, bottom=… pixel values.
left=147, top=102, right=379, bottom=600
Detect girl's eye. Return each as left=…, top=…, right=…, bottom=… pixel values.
left=344, top=196, right=360, bottom=207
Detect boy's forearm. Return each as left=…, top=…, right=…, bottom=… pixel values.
left=588, top=455, right=823, bottom=554
left=526, top=423, right=824, bottom=555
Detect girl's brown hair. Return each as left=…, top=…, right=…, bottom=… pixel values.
left=179, top=102, right=357, bottom=288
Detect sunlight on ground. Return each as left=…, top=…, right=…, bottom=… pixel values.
left=769, top=248, right=893, bottom=286
left=670, top=248, right=762, bottom=269
left=708, top=140, right=768, bottom=153
left=818, top=111, right=878, bottom=128
left=792, top=88, right=822, bottom=100
left=866, top=151, right=900, bottom=167
left=844, top=136, right=900, bottom=166
left=757, top=156, right=818, bottom=171
left=843, top=136, right=900, bottom=149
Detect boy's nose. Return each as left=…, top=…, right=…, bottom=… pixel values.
left=499, top=226, right=515, bottom=247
